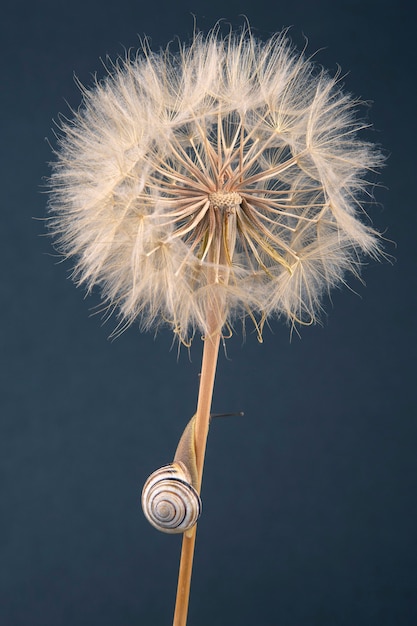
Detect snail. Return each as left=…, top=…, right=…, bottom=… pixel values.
left=141, top=411, right=243, bottom=534
left=141, top=414, right=201, bottom=534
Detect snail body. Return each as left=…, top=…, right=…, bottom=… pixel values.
left=142, top=412, right=241, bottom=534
left=141, top=414, right=201, bottom=534
left=141, top=462, right=202, bottom=534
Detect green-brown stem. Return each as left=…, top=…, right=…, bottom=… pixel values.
left=172, top=324, right=221, bottom=626
left=172, top=196, right=235, bottom=626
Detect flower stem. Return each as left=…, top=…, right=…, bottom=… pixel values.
left=172, top=327, right=221, bottom=626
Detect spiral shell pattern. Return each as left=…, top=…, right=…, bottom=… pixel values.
left=141, top=463, right=202, bottom=534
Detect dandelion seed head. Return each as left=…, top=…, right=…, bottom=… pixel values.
left=48, top=26, right=383, bottom=343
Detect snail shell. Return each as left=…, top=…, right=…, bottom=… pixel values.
left=141, top=462, right=202, bottom=534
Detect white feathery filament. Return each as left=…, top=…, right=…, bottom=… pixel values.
left=48, top=28, right=383, bottom=343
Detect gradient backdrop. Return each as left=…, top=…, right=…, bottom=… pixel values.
left=1, top=1, right=416, bottom=624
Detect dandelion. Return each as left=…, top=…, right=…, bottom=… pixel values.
left=48, top=25, right=383, bottom=626
left=49, top=27, right=381, bottom=343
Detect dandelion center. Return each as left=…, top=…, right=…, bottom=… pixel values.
left=208, top=191, right=242, bottom=211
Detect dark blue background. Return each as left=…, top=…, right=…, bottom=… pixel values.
left=1, top=1, right=416, bottom=624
